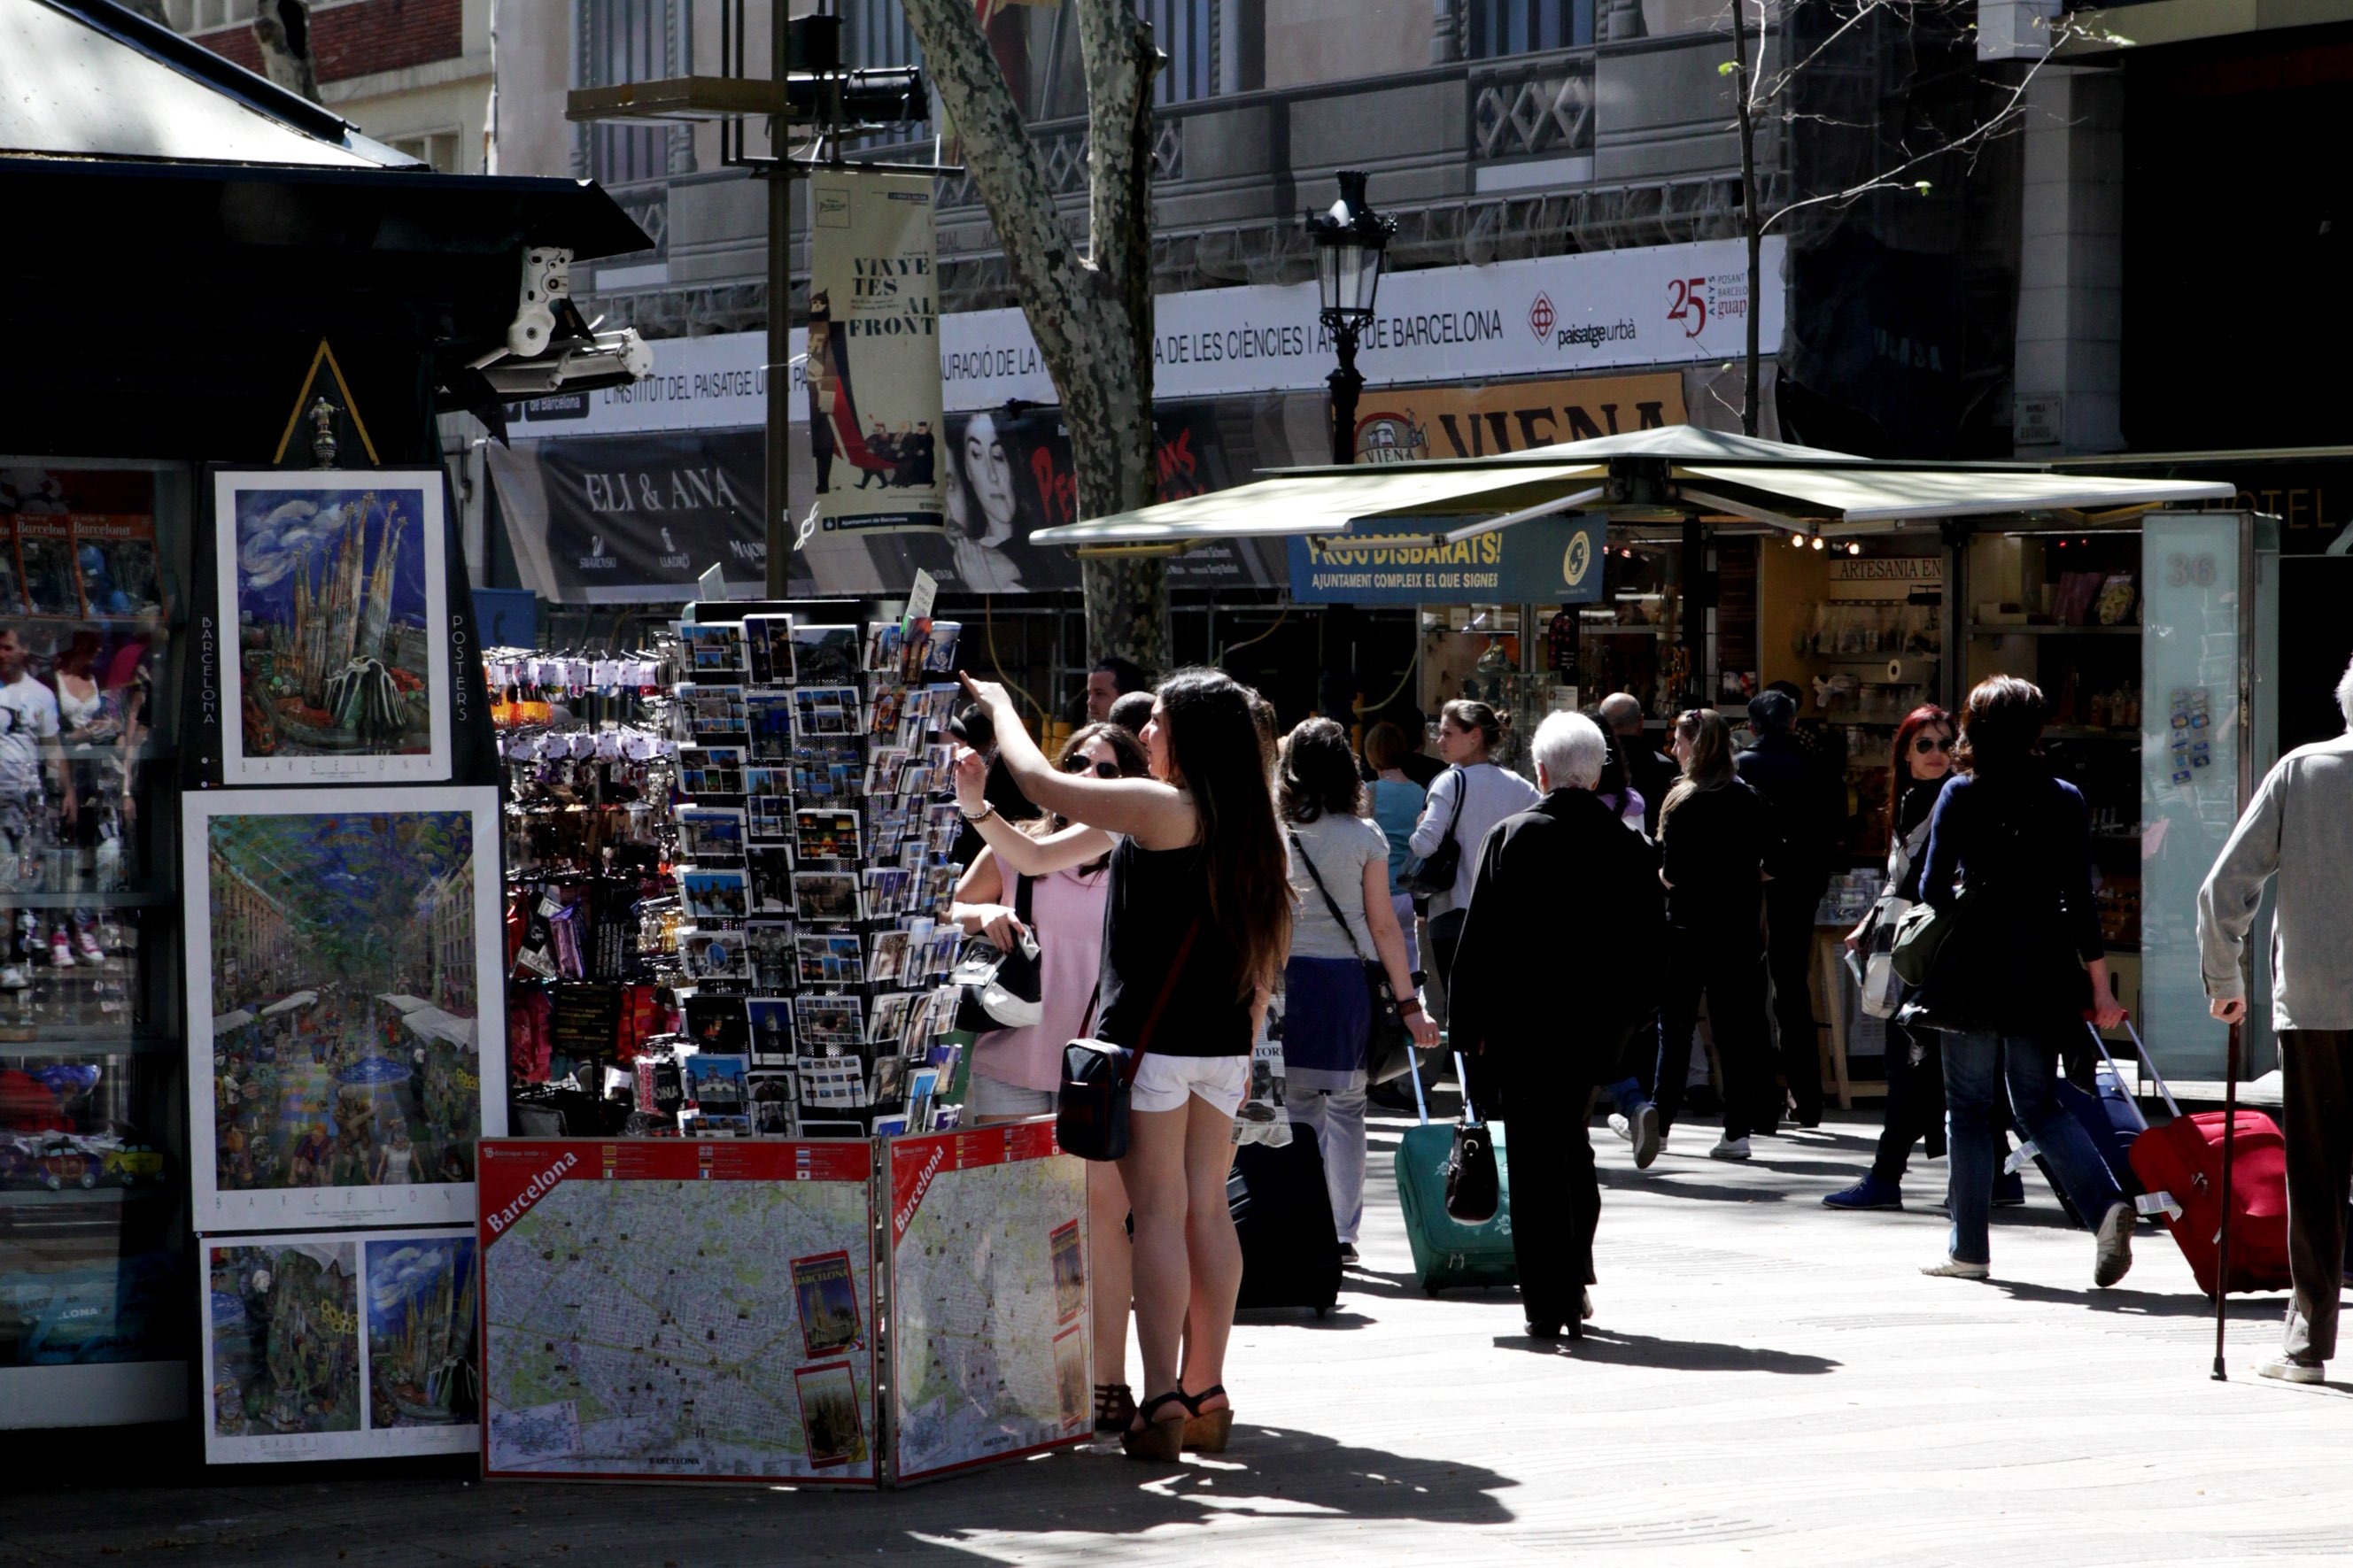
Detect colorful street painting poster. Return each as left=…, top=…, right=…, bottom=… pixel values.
left=213, top=470, right=451, bottom=784
left=202, top=1227, right=480, bottom=1463
left=184, top=787, right=507, bottom=1232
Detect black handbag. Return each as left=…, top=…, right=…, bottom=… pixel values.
left=1287, top=830, right=1413, bottom=1085
left=1443, top=1051, right=1500, bottom=1224
left=1056, top=922, right=1199, bottom=1162
left=1396, top=766, right=1466, bottom=900
left=951, top=871, right=1044, bottom=1032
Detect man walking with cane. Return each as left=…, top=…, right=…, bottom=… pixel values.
left=2197, top=655, right=2353, bottom=1384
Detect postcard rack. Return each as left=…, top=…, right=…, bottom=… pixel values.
left=662, top=598, right=972, bottom=1139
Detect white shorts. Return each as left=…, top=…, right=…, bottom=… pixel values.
left=1130, top=1054, right=1250, bottom=1116
left=967, top=1074, right=1056, bottom=1120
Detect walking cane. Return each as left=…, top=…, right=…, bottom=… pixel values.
left=2211, top=1022, right=2241, bottom=1383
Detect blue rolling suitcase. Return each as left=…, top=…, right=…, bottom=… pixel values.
left=1394, top=1051, right=1517, bottom=1294
left=2008, top=1022, right=2163, bottom=1229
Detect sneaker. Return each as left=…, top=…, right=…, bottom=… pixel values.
left=2258, top=1356, right=2326, bottom=1385
left=1922, top=1257, right=1991, bottom=1280
left=1607, top=1113, right=1634, bottom=1145
left=1823, top=1175, right=1902, bottom=1211
left=1629, top=1105, right=1661, bottom=1170
left=0, top=965, right=25, bottom=992
left=2094, top=1202, right=2135, bottom=1287
left=1707, top=1134, right=1751, bottom=1162
left=46, top=928, right=70, bottom=968
left=73, top=924, right=103, bottom=966
left=1993, top=1170, right=2027, bottom=1208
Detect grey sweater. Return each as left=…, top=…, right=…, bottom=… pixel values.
left=2197, top=731, right=2353, bottom=1031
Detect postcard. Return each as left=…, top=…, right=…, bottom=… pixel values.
left=794, top=1361, right=868, bottom=1469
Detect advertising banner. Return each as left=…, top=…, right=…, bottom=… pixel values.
left=477, top=1138, right=879, bottom=1485
left=806, top=170, right=946, bottom=537
left=1287, top=515, right=1606, bottom=606
left=503, top=237, right=1781, bottom=439
left=1348, top=373, right=1688, bottom=462
left=886, top=1121, right=1091, bottom=1482
left=512, top=431, right=771, bottom=601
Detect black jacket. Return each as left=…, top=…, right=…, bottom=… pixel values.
left=1737, top=732, right=1846, bottom=885
left=1448, top=788, right=1666, bottom=1116
left=1904, top=766, right=2101, bottom=1035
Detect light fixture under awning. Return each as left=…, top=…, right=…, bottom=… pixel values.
left=1027, top=463, right=1606, bottom=550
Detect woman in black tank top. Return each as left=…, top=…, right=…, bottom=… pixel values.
left=956, top=669, right=1289, bottom=1461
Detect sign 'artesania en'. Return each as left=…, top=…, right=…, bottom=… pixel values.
left=806, top=171, right=947, bottom=537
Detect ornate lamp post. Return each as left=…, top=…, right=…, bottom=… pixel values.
left=1306, top=170, right=1395, bottom=467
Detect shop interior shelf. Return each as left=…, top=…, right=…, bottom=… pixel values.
left=0, top=1030, right=174, bottom=1054
left=0, top=1186, right=163, bottom=1209
left=0, top=890, right=176, bottom=910
left=1967, top=622, right=2141, bottom=636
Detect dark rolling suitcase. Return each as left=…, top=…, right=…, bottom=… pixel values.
left=1229, top=1136, right=1343, bottom=1317
left=2008, top=1022, right=2160, bottom=1230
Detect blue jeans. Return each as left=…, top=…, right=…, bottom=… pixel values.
left=1603, top=1077, right=1648, bottom=1118
left=1943, top=1031, right=2125, bottom=1266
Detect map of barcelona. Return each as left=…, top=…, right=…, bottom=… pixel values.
left=478, top=1139, right=878, bottom=1483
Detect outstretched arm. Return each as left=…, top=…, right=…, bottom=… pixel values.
left=949, top=747, right=1118, bottom=876
left=959, top=675, right=1196, bottom=850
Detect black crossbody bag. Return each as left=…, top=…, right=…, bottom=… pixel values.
left=1056, top=921, right=1200, bottom=1162
left=1287, top=830, right=1414, bottom=1086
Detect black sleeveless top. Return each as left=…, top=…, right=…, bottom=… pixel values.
left=1095, top=837, right=1253, bottom=1057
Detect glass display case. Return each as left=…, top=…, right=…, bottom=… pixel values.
left=0, top=459, right=189, bottom=1427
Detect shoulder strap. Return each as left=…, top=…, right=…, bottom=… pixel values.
left=1119, top=918, right=1201, bottom=1081
left=1288, top=830, right=1369, bottom=964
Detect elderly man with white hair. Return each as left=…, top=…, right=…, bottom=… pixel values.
left=1449, top=711, right=1669, bottom=1339
left=2197, top=654, right=2353, bottom=1385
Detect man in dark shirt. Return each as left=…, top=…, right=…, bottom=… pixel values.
left=1599, top=693, right=1678, bottom=838
left=1735, top=688, right=1846, bottom=1130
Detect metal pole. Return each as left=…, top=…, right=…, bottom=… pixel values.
left=1327, top=323, right=1364, bottom=467
left=765, top=0, right=791, bottom=597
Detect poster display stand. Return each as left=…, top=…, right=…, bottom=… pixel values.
left=476, top=1128, right=1087, bottom=1488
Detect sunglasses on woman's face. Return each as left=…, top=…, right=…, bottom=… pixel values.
left=1914, top=735, right=1954, bottom=754
left=1064, top=756, right=1119, bottom=777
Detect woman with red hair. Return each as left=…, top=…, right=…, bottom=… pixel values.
left=1823, top=705, right=1961, bottom=1211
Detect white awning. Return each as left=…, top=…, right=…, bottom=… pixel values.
left=1676, top=465, right=2238, bottom=530
left=398, top=1008, right=477, bottom=1049
left=1027, top=463, right=1606, bottom=549
left=213, top=1010, right=256, bottom=1033
left=375, top=994, right=435, bottom=1016
left=1027, top=423, right=2241, bottom=550
left=259, top=991, right=318, bottom=1017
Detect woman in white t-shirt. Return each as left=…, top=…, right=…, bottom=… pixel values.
left=1278, top=719, right=1437, bottom=1255
left=1406, top=699, right=1540, bottom=988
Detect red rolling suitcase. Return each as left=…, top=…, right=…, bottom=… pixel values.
left=2124, top=1020, right=2291, bottom=1301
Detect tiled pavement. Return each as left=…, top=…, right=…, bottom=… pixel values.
left=7, top=1104, right=2348, bottom=1567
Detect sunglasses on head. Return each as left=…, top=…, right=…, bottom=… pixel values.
left=1913, top=735, right=1954, bottom=754
left=1063, top=756, right=1120, bottom=778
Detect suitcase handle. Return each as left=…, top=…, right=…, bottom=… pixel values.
left=1405, top=1039, right=1431, bottom=1127
left=1453, top=1050, right=1484, bottom=1128
left=2083, top=1012, right=2182, bottom=1124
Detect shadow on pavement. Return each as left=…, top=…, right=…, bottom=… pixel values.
left=1596, top=1168, right=1792, bottom=1203
left=1494, top=1327, right=1841, bottom=1374
left=0, top=1427, right=1523, bottom=1564
left=1992, top=1278, right=2292, bottom=1319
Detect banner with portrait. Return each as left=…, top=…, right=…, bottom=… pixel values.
left=807, top=170, right=947, bottom=537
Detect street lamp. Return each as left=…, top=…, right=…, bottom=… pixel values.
left=1307, top=170, right=1395, bottom=467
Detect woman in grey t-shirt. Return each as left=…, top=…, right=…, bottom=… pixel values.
left=1279, top=719, right=1436, bottom=1254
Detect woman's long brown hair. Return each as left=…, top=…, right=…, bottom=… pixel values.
left=1660, top=707, right=1736, bottom=825
left=1157, top=669, right=1294, bottom=997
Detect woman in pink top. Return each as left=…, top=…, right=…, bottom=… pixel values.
left=950, top=720, right=1150, bottom=1433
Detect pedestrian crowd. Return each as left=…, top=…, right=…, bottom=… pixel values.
left=939, top=652, right=2353, bottom=1458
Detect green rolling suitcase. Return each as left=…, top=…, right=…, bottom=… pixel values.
left=1393, top=1051, right=1517, bottom=1294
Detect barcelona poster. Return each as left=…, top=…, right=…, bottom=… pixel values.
left=213, top=470, right=452, bottom=784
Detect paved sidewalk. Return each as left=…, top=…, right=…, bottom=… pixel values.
left=6, top=1107, right=2349, bottom=1567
